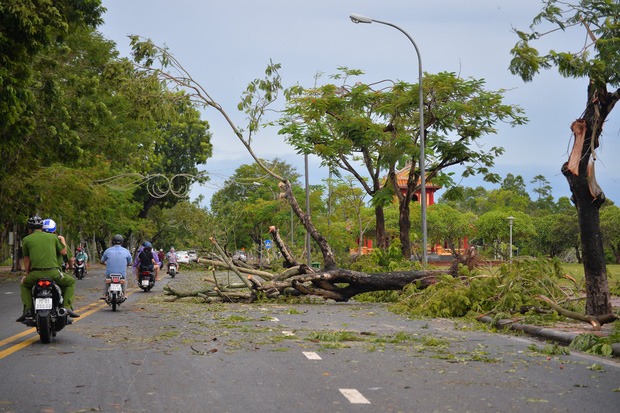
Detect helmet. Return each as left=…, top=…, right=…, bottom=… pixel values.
left=143, top=241, right=152, bottom=248
left=170, top=247, right=175, bottom=252
left=42, top=218, right=56, bottom=233
left=27, top=215, right=44, bottom=230
left=159, top=249, right=163, bottom=252
left=77, top=247, right=83, bottom=252
left=113, top=234, right=124, bottom=245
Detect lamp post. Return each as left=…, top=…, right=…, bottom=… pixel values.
left=305, top=153, right=311, bottom=266
left=349, top=13, right=427, bottom=266
left=507, top=216, right=515, bottom=261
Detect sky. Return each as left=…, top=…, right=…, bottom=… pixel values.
left=99, top=0, right=620, bottom=207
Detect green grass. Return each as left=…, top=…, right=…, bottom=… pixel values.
left=562, top=264, right=620, bottom=294
left=562, top=263, right=620, bottom=280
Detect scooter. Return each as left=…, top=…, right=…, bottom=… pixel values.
left=105, top=274, right=126, bottom=311
left=74, top=258, right=86, bottom=280
left=25, top=277, right=70, bottom=343
left=138, top=266, right=155, bottom=292
left=168, top=262, right=178, bottom=278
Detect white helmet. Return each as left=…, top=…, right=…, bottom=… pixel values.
left=42, top=219, right=57, bottom=233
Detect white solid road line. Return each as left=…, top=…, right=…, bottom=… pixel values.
left=302, top=351, right=322, bottom=360
left=339, top=389, right=371, bottom=404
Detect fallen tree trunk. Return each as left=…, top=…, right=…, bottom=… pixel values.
left=256, top=267, right=445, bottom=302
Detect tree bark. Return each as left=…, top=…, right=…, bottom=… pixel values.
left=258, top=267, right=445, bottom=302
left=562, top=82, right=619, bottom=316
left=398, top=199, right=412, bottom=259
left=375, top=205, right=388, bottom=249
left=279, top=180, right=336, bottom=269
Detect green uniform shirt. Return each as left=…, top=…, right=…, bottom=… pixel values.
left=22, top=231, right=64, bottom=269
left=59, top=241, right=73, bottom=268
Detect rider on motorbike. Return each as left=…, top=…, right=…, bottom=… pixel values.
left=132, top=241, right=160, bottom=281
left=166, top=247, right=178, bottom=273
left=100, top=234, right=133, bottom=299
left=17, top=216, right=79, bottom=323
left=75, top=247, right=89, bottom=274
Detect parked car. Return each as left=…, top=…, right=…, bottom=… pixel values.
left=188, top=250, right=198, bottom=262
left=175, top=250, right=190, bottom=264
left=233, top=250, right=247, bottom=262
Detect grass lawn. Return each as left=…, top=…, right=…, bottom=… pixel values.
left=562, top=263, right=620, bottom=287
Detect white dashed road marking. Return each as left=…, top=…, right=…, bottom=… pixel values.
left=270, top=317, right=279, bottom=322
left=339, top=389, right=371, bottom=404
left=302, top=351, right=322, bottom=360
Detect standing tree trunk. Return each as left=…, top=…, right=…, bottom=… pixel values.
left=375, top=205, right=388, bottom=249
left=398, top=198, right=412, bottom=259
left=562, top=82, right=618, bottom=316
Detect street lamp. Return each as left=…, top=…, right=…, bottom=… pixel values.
left=349, top=13, right=427, bottom=266
left=507, top=216, right=515, bottom=261
left=305, top=153, right=311, bottom=266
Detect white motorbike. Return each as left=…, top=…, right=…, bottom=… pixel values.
left=168, top=262, right=178, bottom=278
left=105, top=274, right=126, bottom=311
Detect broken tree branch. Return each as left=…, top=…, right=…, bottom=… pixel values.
left=269, top=225, right=299, bottom=267
left=209, top=237, right=253, bottom=288
left=536, top=294, right=618, bottom=331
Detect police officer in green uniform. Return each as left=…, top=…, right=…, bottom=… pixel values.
left=16, top=216, right=79, bottom=323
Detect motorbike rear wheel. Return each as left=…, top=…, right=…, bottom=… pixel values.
left=111, top=294, right=117, bottom=311
left=37, top=312, right=52, bottom=344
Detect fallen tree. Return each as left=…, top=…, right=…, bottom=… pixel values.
left=165, top=234, right=455, bottom=302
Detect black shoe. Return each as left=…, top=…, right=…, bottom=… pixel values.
left=16, top=310, right=33, bottom=323
left=64, top=308, right=80, bottom=318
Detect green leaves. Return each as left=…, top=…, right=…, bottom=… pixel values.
left=510, top=0, right=620, bottom=86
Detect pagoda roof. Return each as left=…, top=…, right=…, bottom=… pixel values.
left=391, top=163, right=441, bottom=191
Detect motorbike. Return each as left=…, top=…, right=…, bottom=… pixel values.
left=138, top=266, right=155, bottom=292
left=168, top=262, right=178, bottom=278
left=74, top=258, right=86, bottom=280
left=105, top=274, right=126, bottom=311
left=25, top=277, right=70, bottom=343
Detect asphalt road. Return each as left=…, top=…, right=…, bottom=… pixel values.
left=1, top=267, right=619, bottom=413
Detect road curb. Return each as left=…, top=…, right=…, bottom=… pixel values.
left=477, top=315, right=620, bottom=357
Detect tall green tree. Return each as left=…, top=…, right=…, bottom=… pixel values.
left=531, top=174, right=555, bottom=212
left=510, top=0, right=620, bottom=316
left=282, top=70, right=526, bottom=259
left=0, top=0, right=103, bottom=143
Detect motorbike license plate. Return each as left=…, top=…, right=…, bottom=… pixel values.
left=141, top=279, right=150, bottom=287
left=110, top=283, right=122, bottom=292
left=35, top=297, right=53, bottom=310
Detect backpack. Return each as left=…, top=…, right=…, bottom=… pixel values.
left=139, top=249, right=154, bottom=268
